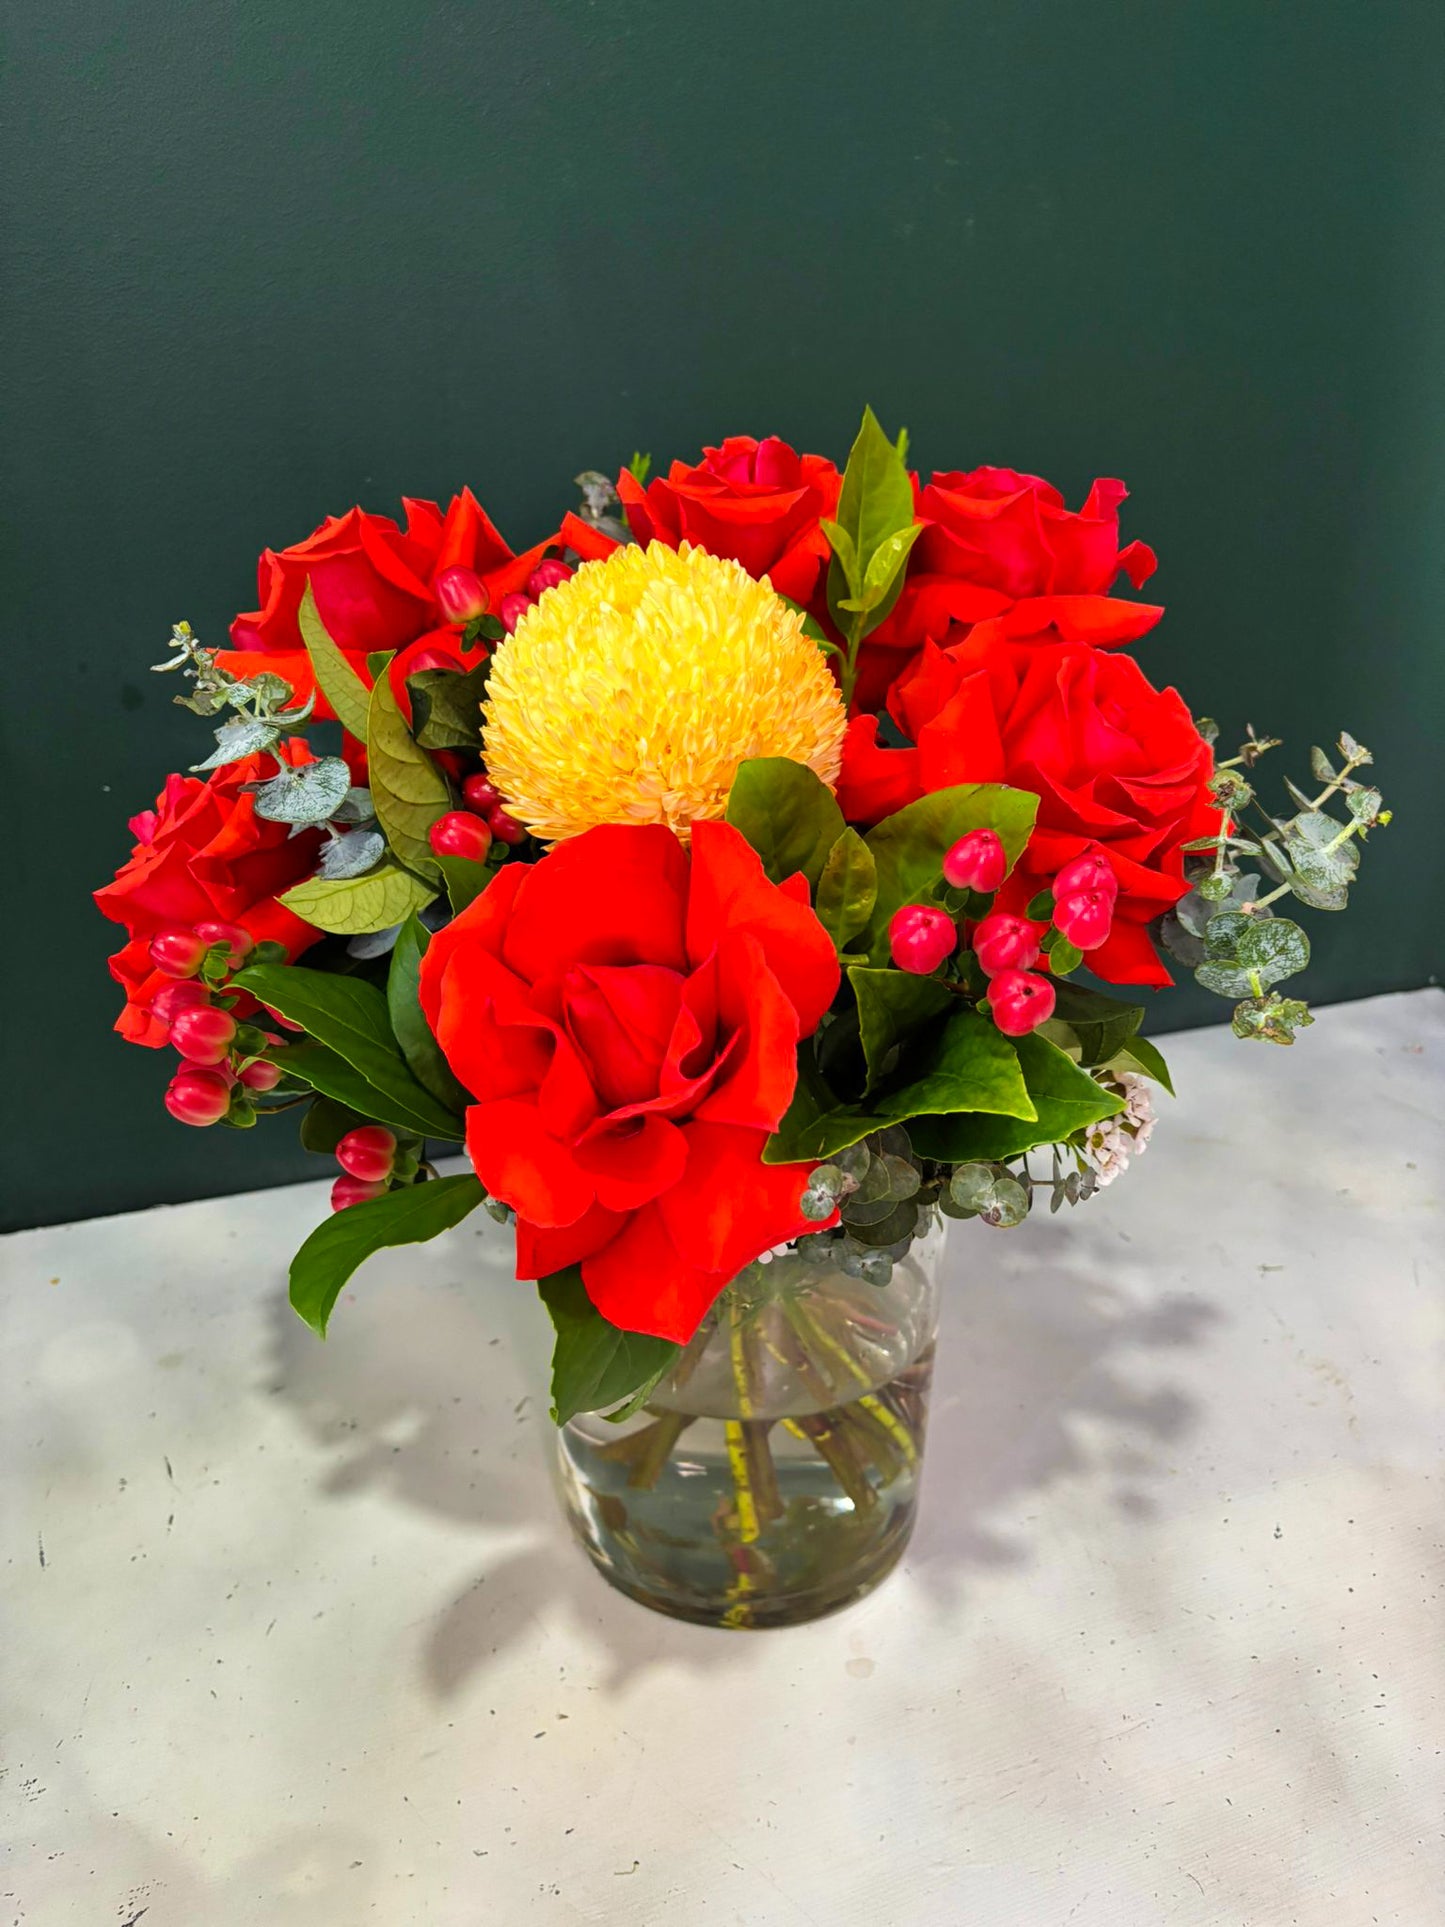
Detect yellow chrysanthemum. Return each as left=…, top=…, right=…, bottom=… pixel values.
left=480, top=541, right=847, bottom=843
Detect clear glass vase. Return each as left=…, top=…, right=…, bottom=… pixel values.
left=554, top=1218, right=944, bottom=1628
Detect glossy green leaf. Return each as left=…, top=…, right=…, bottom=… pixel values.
left=910, top=1031, right=1123, bottom=1161
left=861, top=784, right=1038, bottom=964
left=262, top=1039, right=463, bottom=1141
left=432, top=852, right=494, bottom=916
left=725, top=757, right=845, bottom=891
left=1045, top=982, right=1144, bottom=1066
left=278, top=861, right=436, bottom=935
left=298, top=581, right=373, bottom=739
left=537, top=1266, right=681, bottom=1424
left=408, top=661, right=491, bottom=751
left=848, top=965, right=953, bottom=1091
left=814, top=828, right=877, bottom=952
left=367, top=654, right=451, bottom=872
left=762, top=1045, right=891, bottom=1164
left=290, top=1174, right=485, bottom=1336
left=387, top=917, right=471, bottom=1111
left=298, top=1094, right=371, bottom=1155
left=875, top=1005, right=1036, bottom=1122
left=1107, top=1034, right=1176, bottom=1095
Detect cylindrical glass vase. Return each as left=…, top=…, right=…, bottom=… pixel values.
left=554, top=1218, right=944, bottom=1628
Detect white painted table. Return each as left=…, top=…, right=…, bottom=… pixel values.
left=4, top=989, right=1442, bottom=1926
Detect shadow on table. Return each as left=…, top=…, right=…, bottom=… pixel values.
left=262, top=1213, right=1218, bottom=1697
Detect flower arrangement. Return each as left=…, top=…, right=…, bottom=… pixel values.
left=96, top=409, right=1388, bottom=1427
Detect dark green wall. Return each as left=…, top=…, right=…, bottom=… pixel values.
left=4, top=1, right=1441, bottom=1230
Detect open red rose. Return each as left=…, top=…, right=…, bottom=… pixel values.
left=838, top=630, right=1216, bottom=985
left=94, top=742, right=325, bottom=1045
left=617, top=436, right=841, bottom=604
left=419, top=820, right=840, bottom=1342
left=218, top=491, right=617, bottom=716
left=852, top=467, right=1161, bottom=713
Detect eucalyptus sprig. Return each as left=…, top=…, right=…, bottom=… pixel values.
left=152, top=621, right=317, bottom=774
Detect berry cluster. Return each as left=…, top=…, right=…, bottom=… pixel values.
left=887, top=834, right=1122, bottom=1039
left=330, top=1125, right=400, bottom=1211
left=428, top=770, right=525, bottom=864
left=147, top=920, right=287, bottom=1126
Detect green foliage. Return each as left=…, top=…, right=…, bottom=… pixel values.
left=297, top=582, right=373, bottom=738
left=387, top=917, right=471, bottom=1111
left=823, top=407, right=920, bottom=652
left=860, top=784, right=1038, bottom=965
left=249, top=755, right=352, bottom=827
left=763, top=1045, right=894, bottom=1164
left=432, top=852, right=494, bottom=915
left=298, top=1094, right=371, bottom=1155
left=847, top=966, right=953, bottom=1091
left=909, top=1031, right=1123, bottom=1162
left=366, top=653, right=451, bottom=873
left=1042, top=982, right=1144, bottom=1067
left=264, top=1040, right=462, bottom=1141
left=289, top=1174, right=485, bottom=1336
left=536, top=1266, right=681, bottom=1423
left=316, top=827, right=386, bottom=880
left=814, top=829, right=877, bottom=953
left=874, top=1006, right=1036, bottom=1123
left=725, top=758, right=845, bottom=891
left=1107, top=1034, right=1175, bottom=1095
left=278, top=862, right=436, bottom=935
left=1195, top=910, right=1310, bottom=998
left=407, top=661, right=491, bottom=751
left=1231, top=993, right=1315, bottom=1045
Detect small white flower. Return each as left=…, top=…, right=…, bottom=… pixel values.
left=1084, top=1072, right=1157, bottom=1185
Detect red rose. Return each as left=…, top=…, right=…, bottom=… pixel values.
left=419, top=820, right=840, bottom=1342
left=94, top=742, right=325, bottom=1045
left=617, top=436, right=842, bottom=604
left=852, top=467, right=1161, bottom=713
left=218, top=491, right=616, bottom=715
left=838, top=630, right=1216, bottom=986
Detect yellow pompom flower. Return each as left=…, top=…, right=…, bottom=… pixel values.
left=480, top=541, right=847, bottom=843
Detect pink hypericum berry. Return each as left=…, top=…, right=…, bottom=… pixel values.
left=528, top=559, right=574, bottom=598
left=150, top=979, right=211, bottom=1025
left=1053, top=888, right=1114, bottom=951
left=486, top=807, right=526, bottom=846
left=164, top=1066, right=233, bottom=1126
left=428, top=811, right=493, bottom=861
left=331, top=1174, right=389, bottom=1212
left=888, top=905, right=959, bottom=975
left=498, top=593, right=534, bottom=634
left=149, top=927, right=208, bottom=979
left=335, top=1125, right=397, bottom=1184
left=168, top=1004, right=238, bottom=1065
left=986, top=969, right=1057, bottom=1037
left=433, top=564, right=490, bottom=624
left=461, top=773, right=501, bottom=814
left=1053, top=852, right=1118, bottom=901
left=941, top=829, right=1006, bottom=894
left=238, top=1059, right=283, bottom=1092
left=195, top=921, right=253, bottom=967
left=971, top=913, right=1040, bottom=978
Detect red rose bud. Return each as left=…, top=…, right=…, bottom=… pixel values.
left=486, top=807, right=526, bottom=846
left=169, top=1004, right=238, bottom=1065
left=972, top=913, right=1040, bottom=977
left=164, top=1066, right=233, bottom=1126
left=335, top=1125, right=397, bottom=1184
left=407, top=647, right=463, bottom=674
left=888, top=905, right=958, bottom=975
left=331, top=1174, right=389, bottom=1212
left=1053, top=888, right=1114, bottom=951
left=461, top=773, right=500, bottom=814
left=1053, top=852, right=1119, bottom=901
left=238, top=1059, right=283, bottom=1092
left=429, top=810, right=493, bottom=861
left=941, top=828, right=1006, bottom=894
left=149, top=926, right=208, bottom=979
left=150, top=979, right=212, bottom=1025
left=433, top=564, right=490, bottom=624
left=195, top=920, right=253, bottom=967
left=528, top=559, right=574, bottom=598
left=498, top=592, right=534, bottom=634
left=987, top=968, right=1057, bottom=1037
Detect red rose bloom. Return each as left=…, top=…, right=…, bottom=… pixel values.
left=94, top=743, right=325, bottom=1045
left=852, top=467, right=1161, bottom=713
left=838, top=631, right=1216, bottom=986
left=419, top=820, right=841, bottom=1342
left=617, top=436, right=842, bottom=604
left=218, top=491, right=617, bottom=716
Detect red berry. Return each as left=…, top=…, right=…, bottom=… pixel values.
left=972, top=913, right=1041, bottom=977
left=888, top=905, right=958, bottom=975
left=164, top=1066, right=233, bottom=1126
left=335, top=1124, right=397, bottom=1183
left=150, top=979, right=211, bottom=1025
left=486, top=807, right=526, bottom=846
left=169, top=1004, right=238, bottom=1065
left=986, top=968, right=1057, bottom=1037
left=498, top=592, right=533, bottom=634
left=528, top=559, right=574, bottom=598
left=195, top=920, right=253, bottom=967
left=941, top=828, right=1006, bottom=894
left=461, top=773, right=501, bottom=814
left=1053, top=888, right=1114, bottom=951
left=1053, top=852, right=1118, bottom=901
left=407, top=647, right=463, bottom=673
left=331, top=1174, right=389, bottom=1212
left=428, top=810, right=493, bottom=861
left=238, top=1059, right=283, bottom=1092
left=149, top=927, right=208, bottom=979
left=433, top=563, right=490, bottom=624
